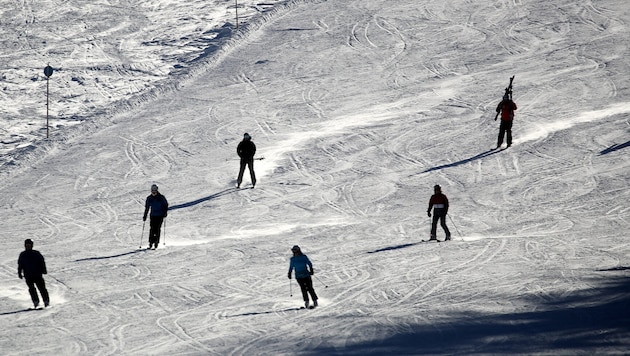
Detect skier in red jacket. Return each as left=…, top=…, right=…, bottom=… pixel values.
left=495, top=94, right=517, bottom=148
left=427, top=185, right=450, bottom=241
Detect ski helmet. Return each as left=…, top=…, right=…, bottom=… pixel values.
left=503, top=94, right=510, bottom=101
left=243, top=133, right=251, bottom=140
left=291, top=245, right=301, bottom=252
left=151, top=184, right=158, bottom=192
left=434, top=184, right=441, bottom=192
left=24, top=239, right=33, bottom=245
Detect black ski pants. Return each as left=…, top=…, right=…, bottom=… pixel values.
left=430, top=209, right=451, bottom=239
left=25, top=275, right=49, bottom=307
left=237, top=158, right=256, bottom=187
left=149, top=216, right=164, bottom=245
left=296, top=276, right=318, bottom=303
left=497, top=120, right=513, bottom=147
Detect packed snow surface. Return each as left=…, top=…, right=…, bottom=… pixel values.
left=1, top=0, right=629, bottom=355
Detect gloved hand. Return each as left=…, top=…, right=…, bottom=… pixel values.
left=18, top=272, right=23, bottom=279
left=427, top=211, right=431, bottom=217
left=309, top=270, right=314, bottom=275
left=287, top=273, right=292, bottom=279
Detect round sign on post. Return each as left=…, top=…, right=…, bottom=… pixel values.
left=44, top=65, right=53, bottom=138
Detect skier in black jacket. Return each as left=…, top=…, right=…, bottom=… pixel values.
left=18, top=239, right=50, bottom=308
left=143, top=184, right=169, bottom=249
left=236, top=133, right=257, bottom=188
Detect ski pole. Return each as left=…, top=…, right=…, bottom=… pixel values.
left=162, top=218, right=166, bottom=246
left=139, top=220, right=146, bottom=249
left=226, top=156, right=265, bottom=161
left=314, top=274, right=328, bottom=288
left=447, top=214, right=463, bottom=240
left=289, top=279, right=293, bottom=297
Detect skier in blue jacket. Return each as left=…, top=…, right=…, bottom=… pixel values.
left=143, top=184, right=168, bottom=249
left=288, top=245, right=318, bottom=308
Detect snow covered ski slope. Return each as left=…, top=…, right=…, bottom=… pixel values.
left=1, top=0, right=630, bottom=354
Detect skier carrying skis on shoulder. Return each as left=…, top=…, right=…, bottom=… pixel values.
left=288, top=245, right=318, bottom=309
left=427, top=185, right=451, bottom=241
left=495, top=93, right=517, bottom=148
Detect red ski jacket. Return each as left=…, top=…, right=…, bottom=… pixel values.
left=496, top=99, right=517, bottom=121
left=428, top=193, right=449, bottom=213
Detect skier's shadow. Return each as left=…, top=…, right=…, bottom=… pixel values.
left=0, top=308, right=40, bottom=316
left=226, top=307, right=301, bottom=318
left=422, top=148, right=503, bottom=173
left=599, top=140, right=630, bottom=155
left=72, top=189, right=238, bottom=263
left=168, top=188, right=237, bottom=211
left=74, top=249, right=147, bottom=262
left=599, top=266, right=630, bottom=271
left=367, top=243, right=419, bottom=254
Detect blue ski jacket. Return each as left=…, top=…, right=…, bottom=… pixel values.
left=288, top=254, right=313, bottom=279
left=144, top=193, right=169, bottom=218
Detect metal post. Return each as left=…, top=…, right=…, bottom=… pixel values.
left=235, top=0, right=239, bottom=29
left=46, top=77, right=49, bottom=138
left=43, top=65, right=54, bottom=138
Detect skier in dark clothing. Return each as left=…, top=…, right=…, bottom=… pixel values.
left=288, top=245, right=318, bottom=309
left=427, top=185, right=451, bottom=241
left=236, top=133, right=257, bottom=188
left=143, top=184, right=168, bottom=249
left=18, top=239, right=50, bottom=308
left=495, top=94, right=518, bottom=148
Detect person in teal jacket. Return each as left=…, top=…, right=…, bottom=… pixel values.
left=288, top=245, right=318, bottom=308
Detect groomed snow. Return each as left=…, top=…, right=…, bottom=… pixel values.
left=1, top=0, right=629, bottom=355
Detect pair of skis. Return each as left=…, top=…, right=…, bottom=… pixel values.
left=494, top=75, right=515, bottom=121
left=421, top=239, right=451, bottom=243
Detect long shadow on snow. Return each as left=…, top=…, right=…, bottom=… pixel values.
left=599, top=140, right=630, bottom=155
left=72, top=188, right=237, bottom=263
left=169, top=188, right=237, bottom=211
left=301, top=274, right=630, bottom=355
left=74, top=249, right=147, bottom=262
left=0, top=308, right=43, bottom=316
left=422, top=148, right=503, bottom=173
left=226, top=307, right=302, bottom=318
left=367, top=243, right=419, bottom=254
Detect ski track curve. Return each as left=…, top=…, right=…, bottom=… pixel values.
left=3, top=0, right=630, bottom=355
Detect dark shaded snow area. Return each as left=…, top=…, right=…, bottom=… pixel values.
left=1, top=0, right=629, bottom=355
